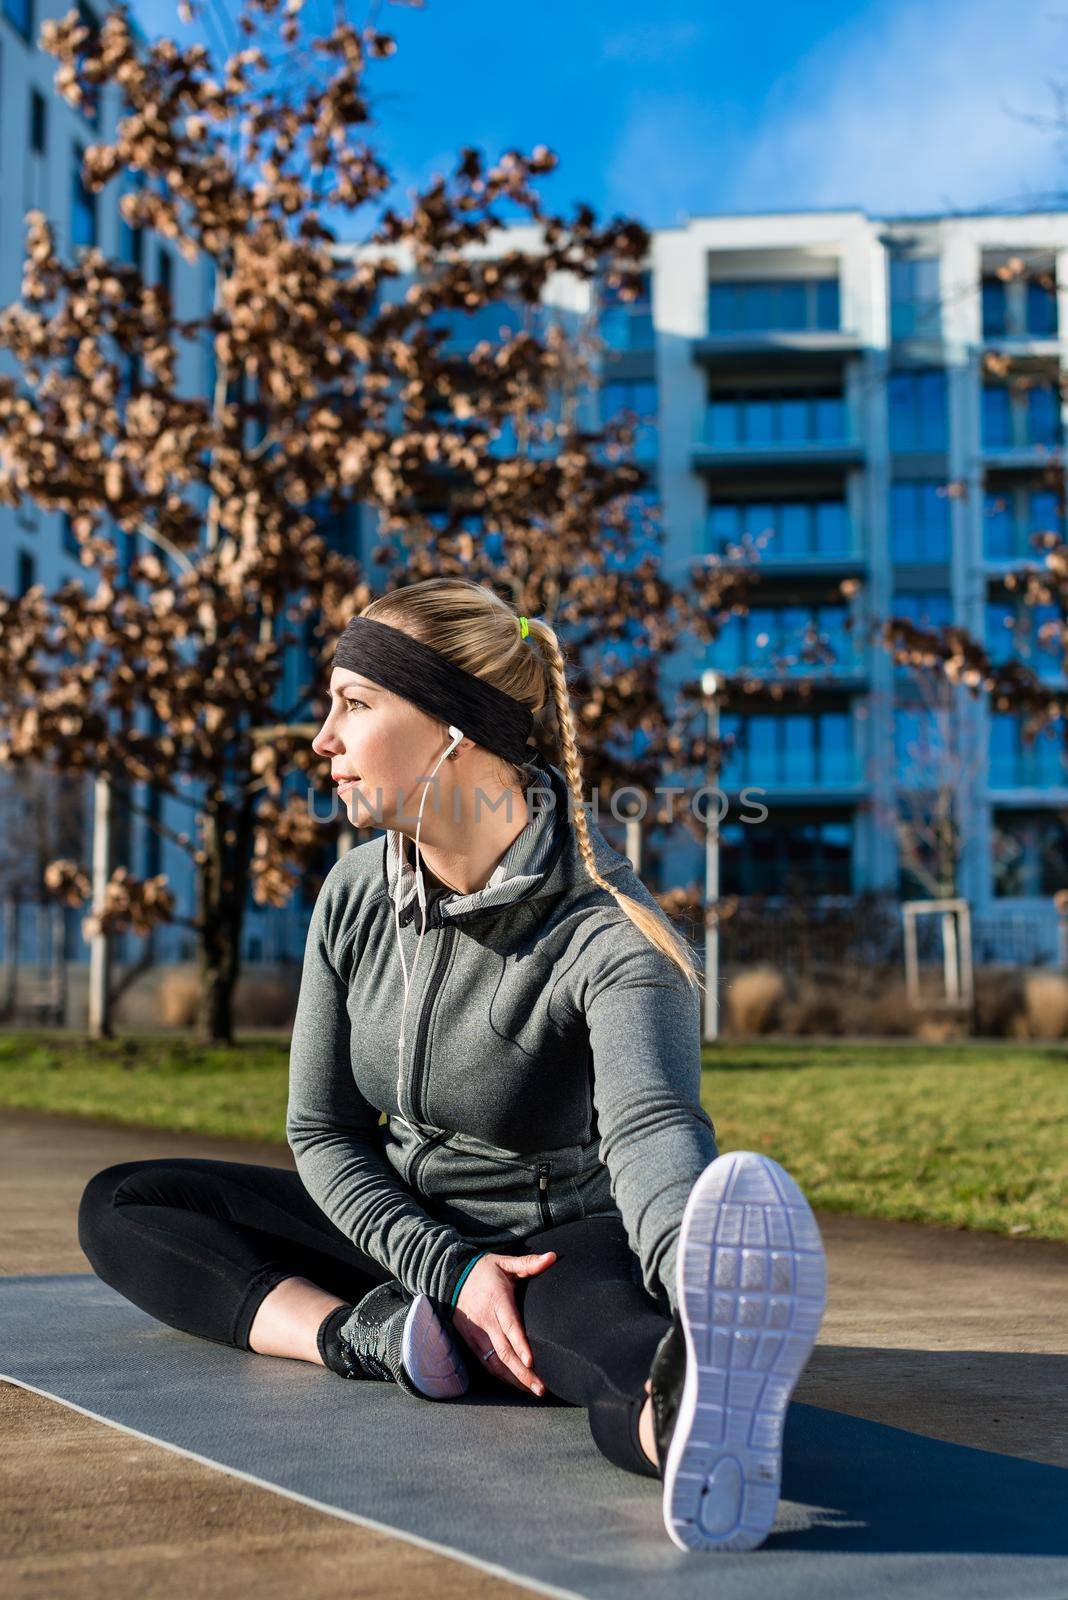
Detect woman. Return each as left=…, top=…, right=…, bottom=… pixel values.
left=78, top=577, right=827, bottom=1555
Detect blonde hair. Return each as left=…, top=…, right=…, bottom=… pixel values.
left=361, top=577, right=704, bottom=995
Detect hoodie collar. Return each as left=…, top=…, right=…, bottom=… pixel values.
left=383, top=756, right=631, bottom=928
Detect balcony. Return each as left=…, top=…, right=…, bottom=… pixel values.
left=709, top=605, right=867, bottom=691
left=705, top=498, right=865, bottom=576
left=715, top=708, right=864, bottom=803
left=982, top=274, right=1059, bottom=357
left=981, top=381, right=1063, bottom=469
left=697, top=277, right=859, bottom=368
left=987, top=714, right=1068, bottom=793
left=982, top=486, right=1063, bottom=565
left=693, top=403, right=856, bottom=470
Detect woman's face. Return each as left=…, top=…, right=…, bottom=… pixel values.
left=312, top=667, right=463, bottom=827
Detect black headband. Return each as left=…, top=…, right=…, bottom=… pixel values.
left=331, top=614, right=536, bottom=768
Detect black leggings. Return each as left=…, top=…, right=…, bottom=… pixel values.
left=77, top=1158, right=670, bottom=1478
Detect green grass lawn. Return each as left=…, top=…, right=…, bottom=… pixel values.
left=1, top=1032, right=1065, bottom=1242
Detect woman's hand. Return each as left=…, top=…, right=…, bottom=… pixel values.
left=452, top=1250, right=557, bottom=1396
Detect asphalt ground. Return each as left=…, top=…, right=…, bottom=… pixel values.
left=2, top=1107, right=1065, bottom=1599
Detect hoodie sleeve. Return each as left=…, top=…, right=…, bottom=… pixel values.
left=582, top=932, right=718, bottom=1315
left=286, top=863, right=486, bottom=1313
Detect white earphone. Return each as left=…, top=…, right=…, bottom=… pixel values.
left=393, top=724, right=464, bottom=1123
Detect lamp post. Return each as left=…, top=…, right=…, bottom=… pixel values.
left=701, top=668, right=720, bottom=1043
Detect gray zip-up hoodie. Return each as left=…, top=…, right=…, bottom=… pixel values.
left=286, top=755, right=718, bottom=1318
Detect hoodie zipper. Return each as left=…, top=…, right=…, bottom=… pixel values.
left=535, top=1161, right=552, bottom=1227
left=402, top=903, right=455, bottom=1183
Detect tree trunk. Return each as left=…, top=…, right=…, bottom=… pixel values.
left=196, top=799, right=255, bottom=1045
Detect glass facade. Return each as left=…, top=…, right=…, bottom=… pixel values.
left=988, top=714, right=1065, bottom=787
left=983, top=487, right=1061, bottom=560
left=720, top=817, right=853, bottom=896
left=16, top=549, right=35, bottom=596
left=981, top=381, right=1061, bottom=450
left=706, top=388, right=848, bottom=447
left=601, top=379, right=658, bottom=457
left=71, top=146, right=97, bottom=249
left=894, top=705, right=946, bottom=786
left=888, top=370, right=947, bottom=452
left=599, top=271, right=653, bottom=350
left=707, top=278, right=839, bottom=334
left=992, top=809, right=1068, bottom=896
left=29, top=88, right=47, bottom=156
left=719, top=710, right=855, bottom=787
left=891, top=591, right=953, bottom=631
left=889, top=256, right=941, bottom=341
left=985, top=596, right=1062, bottom=675
left=2, top=0, right=32, bottom=39
left=707, top=498, right=850, bottom=560
left=890, top=480, right=951, bottom=562
left=982, top=274, right=1058, bottom=338
left=711, top=604, right=855, bottom=676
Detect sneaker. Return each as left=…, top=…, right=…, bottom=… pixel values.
left=649, top=1150, right=827, bottom=1553
left=334, top=1280, right=470, bottom=1401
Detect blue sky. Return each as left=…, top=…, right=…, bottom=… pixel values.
left=132, top=0, right=1068, bottom=229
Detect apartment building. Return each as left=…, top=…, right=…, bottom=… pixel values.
left=6, top=153, right=1068, bottom=963
left=633, top=210, right=1068, bottom=954
left=0, top=0, right=215, bottom=968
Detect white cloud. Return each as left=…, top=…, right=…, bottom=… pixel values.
left=723, top=0, right=1068, bottom=215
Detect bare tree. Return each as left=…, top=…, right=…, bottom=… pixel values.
left=0, top=0, right=742, bottom=1040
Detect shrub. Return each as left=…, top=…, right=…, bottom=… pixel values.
left=1023, top=971, right=1068, bottom=1039
left=726, top=966, right=786, bottom=1035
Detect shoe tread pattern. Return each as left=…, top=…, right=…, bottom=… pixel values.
left=663, top=1151, right=827, bottom=1554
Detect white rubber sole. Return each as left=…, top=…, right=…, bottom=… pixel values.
left=661, top=1151, right=827, bottom=1554
left=401, top=1293, right=470, bottom=1400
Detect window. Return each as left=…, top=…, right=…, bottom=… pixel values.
left=891, top=592, right=953, bottom=686
left=601, top=379, right=657, bottom=457
left=888, top=370, right=947, bottom=452
left=2, top=0, right=32, bottom=40
left=157, top=245, right=174, bottom=302
left=706, top=388, right=847, bottom=448
left=988, top=713, right=1065, bottom=787
left=1026, top=277, right=1058, bottom=337
left=985, top=596, right=1061, bottom=675
left=703, top=499, right=844, bottom=563
left=119, top=172, right=145, bottom=269
left=981, top=277, right=1008, bottom=338
left=889, top=256, right=941, bottom=341
left=74, top=0, right=101, bottom=127
left=894, top=706, right=945, bottom=786
left=429, top=299, right=525, bottom=350
left=890, top=480, right=951, bottom=563
left=982, top=487, right=1061, bottom=561
left=707, top=278, right=840, bottom=334
left=710, top=603, right=855, bottom=677
left=718, top=710, right=855, bottom=787
left=71, top=144, right=97, bottom=249
left=720, top=816, right=853, bottom=896
left=16, top=549, right=35, bottom=596
left=1026, top=383, right=1060, bottom=446
left=983, top=272, right=1058, bottom=339
left=992, top=810, right=1068, bottom=896
left=982, top=381, right=1061, bottom=450
left=599, top=271, right=653, bottom=351
left=981, top=384, right=1013, bottom=449
left=29, top=88, right=46, bottom=155
left=891, top=591, right=953, bottom=630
